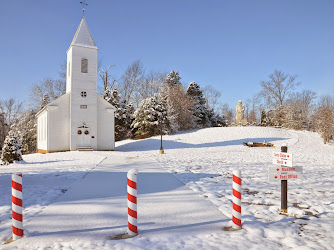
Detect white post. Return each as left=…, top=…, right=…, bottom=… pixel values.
left=12, top=174, right=23, bottom=240
left=127, top=168, right=138, bottom=236
left=232, top=170, right=242, bottom=229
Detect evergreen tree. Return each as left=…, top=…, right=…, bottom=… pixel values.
left=186, top=82, right=210, bottom=128
left=40, top=94, right=50, bottom=110
left=158, top=91, right=178, bottom=133
left=207, top=108, right=226, bottom=127
left=1, top=131, right=23, bottom=165
left=260, top=110, right=267, bottom=126
left=165, top=70, right=182, bottom=88
left=103, top=88, right=134, bottom=141
left=10, top=110, right=37, bottom=154
left=131, top=95, right=166, bottom=138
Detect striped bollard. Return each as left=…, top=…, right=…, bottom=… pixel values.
left=232, top=170, right=242, bottom=229
left=12, top=174, right=23, bottom=240
left=127, top=168, right=138, bottom=236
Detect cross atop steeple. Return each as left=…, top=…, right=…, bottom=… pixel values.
left=80, top=1, right=88, bottom=16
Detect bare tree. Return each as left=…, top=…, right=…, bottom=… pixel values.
left=0, top=98, right=24, bottom=128
left=219, top=103, right=234, bottom=125
left=260, top=70, right=301, bottom=109
left=118, top=60, right=145, bottom=108
left=0, top=111, right=6, bottom=148
left=0, top=98, right=24, bottom=148
left=166, top=85, right=195, bottom=130
left=138, top=70, right=166, bottom=100
left=29, top=77, right=66, bottom=110
left=203, top=85, right=222, bottom=112
left=58, top=60, right=67, bottom=81
left=244, top=99, right=250, bottom=121
left=288, top=90, right=316, bottom=114
left=247, top=95, right=261, bottom=124
left=99, top=65, right=117, bottom=94
left=286, top=89, right=317, bottom=129
left=310, top=95, right=334, bottom=143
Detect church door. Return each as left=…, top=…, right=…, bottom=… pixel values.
left=78, top=128, right=91, bottom=147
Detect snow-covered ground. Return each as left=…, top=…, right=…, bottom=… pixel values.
left=1, top=127, right=334, bottom=249
left=0, top=152, right=106, bottom=245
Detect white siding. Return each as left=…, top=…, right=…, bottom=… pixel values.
left=97, top=97, right=115, bottom=150
left=67, top=46, right=98, bottom=151
left=48, top=95, right=70, bottom=151
left=37, top=111, right=48, bottom=150
left=66, top=48, right=73, bottom=93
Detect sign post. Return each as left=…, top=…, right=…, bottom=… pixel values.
left=280, top=144, right=288, bottom=213
left=269, top=144, right=302, bottom=213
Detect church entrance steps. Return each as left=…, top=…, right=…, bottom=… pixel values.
left=77, top=147, right=94, bottom=151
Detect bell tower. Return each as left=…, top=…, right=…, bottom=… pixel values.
left=66, top=16, right=99, bottom=150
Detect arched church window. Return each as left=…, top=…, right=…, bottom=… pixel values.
left=81, top=91, right=87, bottom=98
left=81, top=58, right=88, bottom=73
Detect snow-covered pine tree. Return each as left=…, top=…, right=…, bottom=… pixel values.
left=155, top=94, right=170, bottom=135
left=125, top=102, right=135, bottom=138
left=10, top=110, right=37, bottom=154
left=103, top=88, right=134, bottom=141
left=260, top=110, right=267, bottom=126
left=131, top=95, right=166, bottom=138
left=158, top=91, right=178, bottom=133
left=207, top=108, right=226, bottom=127
left=186, top=82, right=210, bottom=128
left=103, top=88, right=111, bottom=102
left=1, top=131, right=23, bottom=165
left=165, top=70, right=182, bottom=88
left=40, top=94, right=50, bottom=110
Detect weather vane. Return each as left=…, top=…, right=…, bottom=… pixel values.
left=80, top=0, right=88, bottom=16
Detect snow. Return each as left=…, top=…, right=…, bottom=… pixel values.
left=1, top=127, right=334, bottom=249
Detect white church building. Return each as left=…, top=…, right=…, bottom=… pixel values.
left=36, top=16, right=115, bottom=153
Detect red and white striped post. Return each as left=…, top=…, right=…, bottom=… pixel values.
left=232, top=170, right=242, bottom=229
left=127, top=168, right=138, bottom=236
left=12, top=174, right=23, bottom=240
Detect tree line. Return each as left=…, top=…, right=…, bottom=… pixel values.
left=1, top=63, right=333, bottom=164
left=254, top=70, right=333, bottom=144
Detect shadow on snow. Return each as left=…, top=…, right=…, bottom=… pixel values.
left=116, top=137, right=286, bottom=152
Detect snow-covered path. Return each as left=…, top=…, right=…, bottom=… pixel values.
left=2, top=154, right=227, bottom=249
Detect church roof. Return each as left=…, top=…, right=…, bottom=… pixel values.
left=70, top=16, right=98, bottom=49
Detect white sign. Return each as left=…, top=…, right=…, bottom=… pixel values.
left=272, top=158, right=293, bottom=167
left=268, top=166, right=303, bottom=174
left=273, top=152, right=292, bottom=160
left=268, top=173, right=303, bottom=181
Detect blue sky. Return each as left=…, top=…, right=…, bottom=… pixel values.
left=1, top=0, right=334, bottom=109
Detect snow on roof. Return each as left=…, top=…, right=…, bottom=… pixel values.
left=70, top=16, right=98, bottom=49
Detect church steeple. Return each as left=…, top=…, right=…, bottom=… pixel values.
left=70, top=16, right=98, bottom=50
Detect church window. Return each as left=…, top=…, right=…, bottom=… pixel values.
left=68, top=62, right=70, bottom=77
left=81, top=58, right=88, bottom=73
left=81, top=91, right=87, bottom=98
